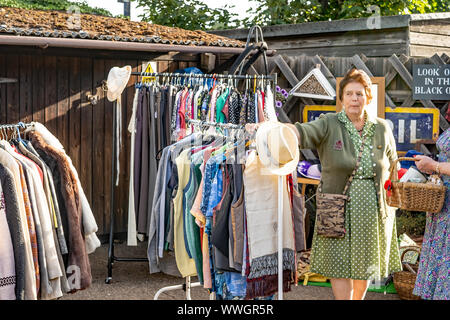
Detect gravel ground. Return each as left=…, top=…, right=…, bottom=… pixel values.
left=60, top=240, right=401, bottom=301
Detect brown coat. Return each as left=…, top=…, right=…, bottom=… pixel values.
left=28, top=131, right=91, bottom=292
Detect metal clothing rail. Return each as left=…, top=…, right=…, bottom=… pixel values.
left=105, top=96, right=147, bottom=286
left=107, top=70, right=284, bottom=300
left=0, top=122, right=33, bottom=139
left=154, top=119, right=249, bottom=301
left=0, top=122, right=32, bottom=129
left=131, top=72, right=275, bottom=80
left=187, top=119, right=244, bottom=130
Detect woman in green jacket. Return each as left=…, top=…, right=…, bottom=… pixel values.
left=287, top=68, right=402, bottom=300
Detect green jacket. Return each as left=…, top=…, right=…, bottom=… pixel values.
left=295, top=112, right=398, bottom=219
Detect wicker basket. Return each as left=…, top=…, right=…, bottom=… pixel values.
left=386, top=157, right=446, bottom=213
left=393, top=246, right=422, bottom=300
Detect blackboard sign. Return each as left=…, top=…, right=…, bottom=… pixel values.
left=303, top=105, right=440, bottom=153
left=413, top=64, right=450, bottom=100
left=384, top=107, right=440, bottom=153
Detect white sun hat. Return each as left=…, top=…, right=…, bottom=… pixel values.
left=256, top=121, right=300, bottom=176
left=106, top=65, right=132, bottom=102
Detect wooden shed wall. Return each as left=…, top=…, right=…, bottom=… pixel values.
left=264, top=28, right=410, bottom=57
left=258, top=53, right=449, bottom=131
left=0, top=47, right=212, bottom=239
left=210, top=14, right=450, bottom=58
left=409, top=18, right=450, bottom=57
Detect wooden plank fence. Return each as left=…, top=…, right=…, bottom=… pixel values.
left=0, top=51, right=206, bottom=238
left=254, top=53, right=449, bottom=135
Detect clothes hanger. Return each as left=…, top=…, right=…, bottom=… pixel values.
left=0, top=127, right=6, bottom=141
left=10, top=125, right=20, bottom=147
left=0, top=126, right=14, bottom=150
left=209, top=74, right=217, bottom=94
left=7, top=125, right=14, bottom=142
left=227, top=75, right=233, bottom=89
left=188, top=121, right=215, bottom=151
left=210, top=124, right=237, bottom=157
left=199, top=123, right=224, bottom=147
left=202, top=76, right=209, bottom=91
left=9, top=125, right=18, bottom=145
left=164, top=74, right=168, bottom=87
left=5, top=127, right=9, bottom=141
left=16, top=122, right=26, bottom=144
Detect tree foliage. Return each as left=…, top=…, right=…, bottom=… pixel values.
left=3, top=0, right=447, bottom=29
left=135, top=0, right=449, bottom=29
left=134, top=0, right=240, bottom=30
left=0, top=0, right=113, bottom=16
left=242, top=0, right=450, bottom=26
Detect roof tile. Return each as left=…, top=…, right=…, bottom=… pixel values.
left=0, top=6, right=245, bottom=47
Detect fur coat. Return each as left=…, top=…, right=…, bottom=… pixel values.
left=27, top=131, right=92, bottom=292
left=26, top=122, right=100, bottom=254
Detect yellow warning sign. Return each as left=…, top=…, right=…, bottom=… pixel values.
left=142, top=62, right=156, bottom=83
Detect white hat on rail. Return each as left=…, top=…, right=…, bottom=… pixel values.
left=106, top=65, right=132, bottom=102
left=256, top=121, right=299, bottom=176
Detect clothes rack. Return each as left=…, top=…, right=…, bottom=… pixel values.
left=0, top=122, right=33, bottom=141
left=0, top=122, right=32, bottom=131
left=106, top=71, right=284, bottom=300
left=187, top=119, right=244, bottom=130
left=0, top=120, right=99, bottom=299
left=105, top=93, right=148, bottom=286
left=153, top=119, right=252, bottom=301
left=131, top=72, right=275, bottom=81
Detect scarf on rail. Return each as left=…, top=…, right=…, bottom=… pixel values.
left=243, top=150, right=296, bottom=298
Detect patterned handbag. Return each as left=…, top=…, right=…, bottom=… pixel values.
left=315, top=135, right=366, bottom=238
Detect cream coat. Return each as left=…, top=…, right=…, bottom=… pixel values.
left=0, top=147, right=36, bottom=300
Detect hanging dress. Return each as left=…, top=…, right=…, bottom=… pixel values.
left=413, top=128, right=450, bottom=300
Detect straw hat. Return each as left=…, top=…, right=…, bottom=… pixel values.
left=256, top=121, right=299, bottom=176
left=106, top=65, right=132, bottom=102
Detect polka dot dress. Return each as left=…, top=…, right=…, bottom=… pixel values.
left=310, top=111, right=402, bottom=280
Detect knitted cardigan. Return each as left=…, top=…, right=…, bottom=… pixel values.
left=295, top=112, right=398, bottom=220
left=0, top=181, right=16, bottom=300
left=0, top=148, right=37, bottom=300
left=0, top=164, right=24, bottom=300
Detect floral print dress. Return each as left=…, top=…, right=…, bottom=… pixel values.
left=413, top=128, right=450, bottom=300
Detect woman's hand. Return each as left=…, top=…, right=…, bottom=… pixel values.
left=414, top=155, right=438, bottom=175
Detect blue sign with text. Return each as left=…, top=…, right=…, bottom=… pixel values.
left=303, top=106, right=440, bottom=153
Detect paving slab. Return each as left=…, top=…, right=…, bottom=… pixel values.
left=60, top=241, right=401, bottom=301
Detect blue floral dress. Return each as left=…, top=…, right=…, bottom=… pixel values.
left=413, top=128, right=450, bottom=300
